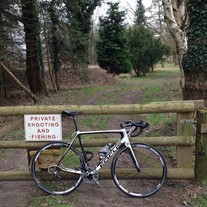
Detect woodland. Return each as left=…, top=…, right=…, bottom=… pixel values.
left=0, top=0, right=207, bottom=105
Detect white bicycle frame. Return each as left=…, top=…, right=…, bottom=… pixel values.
left=61, top=128, right=141, bottom=175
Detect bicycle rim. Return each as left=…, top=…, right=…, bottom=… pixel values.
left=31, top=142, right=83, bottom=195
left=111, top=143, right=167, bottom=198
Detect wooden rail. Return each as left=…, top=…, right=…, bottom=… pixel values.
left=0, top=100, right=204, bottom=116
left=0, top=136, right=195, bottom=148
left=0, top=100, right=205, bottom=181
left=0, top=168, right=194, bottom=181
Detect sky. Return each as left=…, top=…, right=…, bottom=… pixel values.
left=119, top=0, right=152, bottom=23
left=119, top=0, right=152, bottom=8
left=93, top=0, right=152, bottom=25
left=144, top=0, right=152, bottom=7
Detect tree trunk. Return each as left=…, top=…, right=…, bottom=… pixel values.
left=42, top=7, right=57, bottom=93
left=49, top=1, right=61, bottom=91
left=162, top=0, right=188, bottom=88
left=172, top=47, right=179, bottom=65
left=182, top=1, right=207, bottom=103
left=0, top=8, right=5, bottom=104
left=0, top=61, right=40, bottom=103
left=21, top=0, right=43, bottom=93
left=0, top=70, right=5, bottom=104
left=25, top=49, right=43, bottom=93
left=183, top=72, right=207, bottom=100
left=55, top=71, right=60, bottom=91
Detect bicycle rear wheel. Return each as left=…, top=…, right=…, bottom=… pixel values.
left=31, top=142, right=83, bottom=195
left=111, top=143, right=167, bottom=198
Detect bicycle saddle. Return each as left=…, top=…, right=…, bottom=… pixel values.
left=62, top=110, right=79, bottom=117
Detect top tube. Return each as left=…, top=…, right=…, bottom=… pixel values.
left=62, top=110, right=149, bottom=138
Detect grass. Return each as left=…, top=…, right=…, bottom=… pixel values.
left=28, top=195, right=75, bottom=207
left=147, top=113, right=176, bottom=131
left=41, top=86, right=105, bottom=105
left=191, top=193, right=207, bottom=207
left=82, top=114, right=111, bottom=130
left=42, top=64, right=181, bottom=106
left=41, top=64, right=181, bottom=131
left=1, top=129, right=24, bottom=141
left=137, top=66, right=181, bottom=103
left=95, top=65, right=180, bottom=129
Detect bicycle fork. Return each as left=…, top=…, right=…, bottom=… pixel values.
left=125, top=142, right=141, bottom=172
left=119, top=130, right=141, bottom=172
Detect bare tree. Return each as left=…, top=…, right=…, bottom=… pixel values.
left=162, top=0, right=188, bottom=89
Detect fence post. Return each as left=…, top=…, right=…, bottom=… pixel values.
left=176, top=112, right=194, bottom=168
left=195, top=109, right=207, bottom=182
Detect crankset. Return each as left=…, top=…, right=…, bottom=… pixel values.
left=82, top=167, right=100, bottom=187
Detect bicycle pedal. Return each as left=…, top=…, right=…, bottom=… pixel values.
left=94, top=180, right=101, bottom=187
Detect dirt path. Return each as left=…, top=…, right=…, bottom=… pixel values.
left=0, top=181, right=34, bottom=207
left=83, top=89, right=116, bottom=105
left=71, top=180, right=197, bottom=207
left=109, top=90, right=143, bottom=130
left=0, top=149, right=34, bottom=207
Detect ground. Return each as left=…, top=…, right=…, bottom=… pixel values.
left=0, top=66, right=204, bottom=207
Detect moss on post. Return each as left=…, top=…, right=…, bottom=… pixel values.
left=176, top=112, right=194, bottom=168
left=195, top=109, right=207, bottom=183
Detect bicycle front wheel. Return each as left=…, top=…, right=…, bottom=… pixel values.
left=31, top=142, right=83, bottom=195
left=111, top=143, right=167, bottom=198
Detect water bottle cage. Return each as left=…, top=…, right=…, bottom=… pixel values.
left=98, top=143, right=111, bottom=160
left=84, top=151, right=93, bottom=161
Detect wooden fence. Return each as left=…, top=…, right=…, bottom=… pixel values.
left=0, top=100, right=205, bottom=181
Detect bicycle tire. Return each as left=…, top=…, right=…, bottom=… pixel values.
left=111, top=143, right=167, bottom=198
left=31, top=142, right=83, bottom=195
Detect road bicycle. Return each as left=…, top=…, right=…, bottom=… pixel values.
left=31, top=110, right=167, bottom=198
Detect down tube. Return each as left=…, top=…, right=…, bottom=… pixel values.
left=95, top=140, right=122, bottom=171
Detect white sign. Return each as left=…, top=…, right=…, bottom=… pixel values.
left=24, top=114, right=62, bottom=141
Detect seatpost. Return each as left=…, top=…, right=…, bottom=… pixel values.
left=71, top=115, right=79, bottom=131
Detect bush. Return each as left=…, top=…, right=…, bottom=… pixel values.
left=127, top=25, right=170, bottom=76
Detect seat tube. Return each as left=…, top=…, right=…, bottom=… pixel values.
left=77, top=134, right=88, bottom=164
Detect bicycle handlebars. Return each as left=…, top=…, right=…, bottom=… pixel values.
left=120, top=120, right=149, bottom=137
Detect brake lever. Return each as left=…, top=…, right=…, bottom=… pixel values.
left=120, top=120, right=132, bottom=128
left=128, top=126, right=136, bottom=135
left=130, top=128, right=143, bottom=137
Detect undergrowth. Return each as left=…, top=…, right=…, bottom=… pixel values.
left=191, top=192, right=207, bottom=207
